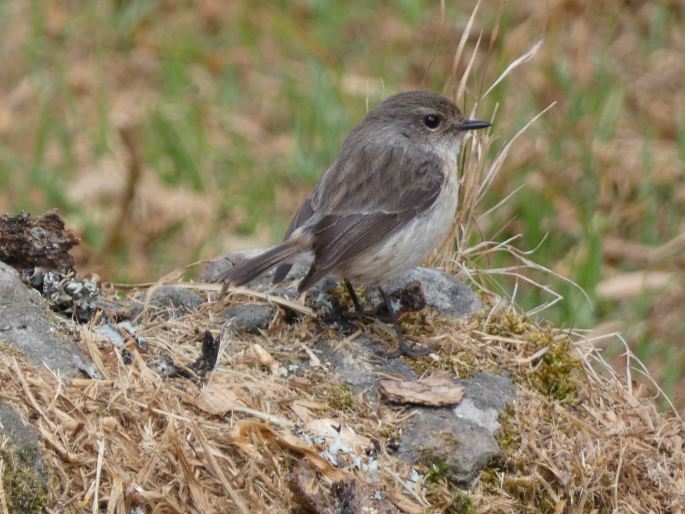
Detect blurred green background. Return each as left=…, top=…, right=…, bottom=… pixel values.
left=0, top=1, right=683, bottom=411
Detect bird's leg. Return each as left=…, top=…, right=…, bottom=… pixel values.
left=379, top=287, right=433, bottom=358
left=344, top=279, right=366, bottom=314
left=341, top=279, right=379, bottom=319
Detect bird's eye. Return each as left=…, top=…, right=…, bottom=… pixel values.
left=422, top=114, right=441, bottom=130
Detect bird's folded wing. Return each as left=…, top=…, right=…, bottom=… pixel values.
left=272, top=194, right=316, bottom=283
left=303, top=165, right=444, bottom=283
left=310, top=211, right=405, bottom=271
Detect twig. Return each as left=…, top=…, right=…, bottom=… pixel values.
left=92, top=438, right=105, bottom=514
left=101, top=125, right=143, bottom=255
left=107, top=277, right=315, bottom=317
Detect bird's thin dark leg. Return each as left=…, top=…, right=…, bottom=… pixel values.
left=379, top=287, right=433, bottom=357
left=344, top=279, right=366, bottom=314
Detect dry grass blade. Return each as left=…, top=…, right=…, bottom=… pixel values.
left=596, top=270, right=675, bottom=300
left=107, top=273, right=314, bottom=317
left=445, top=0, right=481, bottom=98
left=478, top=101, right=556, bottom=202
left=433, top=17, right=684, bottom=510
left=420, top=0, right=446, bottom=86
left=92, top=439, right=105, bottom=514
left=192, top=423, right=250, bottom=514
left=650, top=230, right=685, bottom=263
left=169, top=427, right=212, bottom=511
left=482, top=39, right=543, bottom=98
left=210, top=283, right=315, bottom=316
left=439, top=97, right=591, bottom=318
left=456, top=30, right=483, bottom=105
left=113, top=279, right=315, bottom=318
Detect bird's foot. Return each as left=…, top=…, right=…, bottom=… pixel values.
left=383, top=336, right=436, bottom=358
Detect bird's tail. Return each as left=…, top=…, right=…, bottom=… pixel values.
left=216, top=240, right=302, bottom=286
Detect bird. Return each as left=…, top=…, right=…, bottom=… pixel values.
left=217, top=90, right=491, bottom=356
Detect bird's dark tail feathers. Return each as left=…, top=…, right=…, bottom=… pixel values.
left=216, top=241, right=302, bottom=286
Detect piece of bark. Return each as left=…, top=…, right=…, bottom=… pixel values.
left=0, top=210, right=79, bottom=273
left=379, top=370, right=465, bottom=407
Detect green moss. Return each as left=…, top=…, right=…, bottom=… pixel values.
left=320, top=383, right=356, bottom=412
left=483, top=386, right=577, bottom=512
left=485, top=309, right=530, bottom=336
left=419, top=450, right=475, bottom=513
left=484, top=309, right=582, bottom=405
left=326, top=282, right=366, bottom=311
left=376, top=424, right=399, bottom=440
left=2, top=446, right=49, bottom=514
left=494, top=405, right=521, bottom=455
left=424, top=454, right=451, bottom=486
left=418, top=435, right=460, bottom=485
left=407, top=352, right=476, bottom=379
left=529, top=338, right=582, bottom=405
left=480, top=468, right=540, bottom=513
left=448, top=490, right=475, bottom=514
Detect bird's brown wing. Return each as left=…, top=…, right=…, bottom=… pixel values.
left=284, top=194, right=316, bottom=239
left=297, top=148, right=445, bottom=291
left=272, top=193, right=316, bottom=283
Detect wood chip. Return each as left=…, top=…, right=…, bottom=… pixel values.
left=378, top=370, right=465, bottom=406
left=196, top=381, right=244, bottom=415
left=251, top=343, right=279, bottom=374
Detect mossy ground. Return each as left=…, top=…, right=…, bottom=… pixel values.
left=1, top=445, right=49, bottom=514
left=484, top=309, right=583, bottom=404
left=0, top=284, right=681, bottom=512
left=317, top=383, right=356, bottom=413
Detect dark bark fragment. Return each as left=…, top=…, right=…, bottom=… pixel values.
left=0, top=211, right=79, bottom=273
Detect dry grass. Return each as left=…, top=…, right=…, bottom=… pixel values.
left=0, top=286, right=683, bottom=512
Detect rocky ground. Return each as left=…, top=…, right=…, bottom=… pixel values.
left=0, top=216, right=683, bottom=512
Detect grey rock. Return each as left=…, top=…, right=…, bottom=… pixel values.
left=311, top=334, right=515, bottom=485
left=0, top=401, right=50, bottom=513
left=97, top=322, right=148, bottom=351
left=398, top=407, right=501, bottom=485
left=97, top=324, right=126, bottom=348
left=383, top=267, right=482, bottom=317
left=202, top=249, right=264, bottom=283
left=0, top=402, right=46, bottom=463
left=453, top=372, right=516, bottom=433
left=0, top=262, right=96, bottom=378
left=150, top=286, right=204, bottom=313
left=399, top=372, right=516, bottom=485
left=147, top=353, right=184, bottom=378
left=222, top=303, right=276, bottom=334
left=313, top=337, right=415, bottom=395
left=267, top=286, right=300, bottom=301
left=206, top=250, right=481, bottom=320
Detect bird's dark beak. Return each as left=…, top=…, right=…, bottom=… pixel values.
left=459, top=119, right=492, bottom=131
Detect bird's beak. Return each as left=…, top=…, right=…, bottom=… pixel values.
left=459, top=119, right=492, bottom=131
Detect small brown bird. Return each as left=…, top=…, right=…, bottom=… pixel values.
left=218, top=91, right=490, bottom=355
